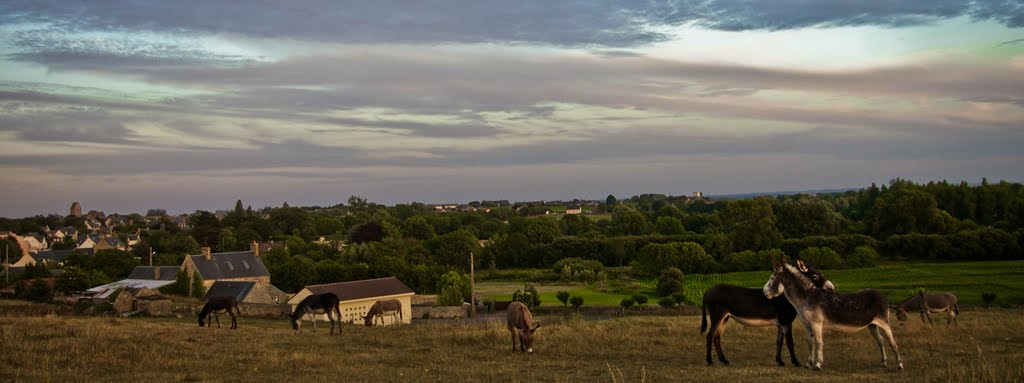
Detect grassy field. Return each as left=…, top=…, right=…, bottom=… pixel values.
left=2, top=307, right=1022, bottom=382
left=479, top=260, right=1024, bottom=307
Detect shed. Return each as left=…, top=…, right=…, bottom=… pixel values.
left=289, top=277, right=415, bottom=325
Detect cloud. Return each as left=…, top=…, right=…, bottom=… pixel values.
left=1, top=1, right=1022, bottom=50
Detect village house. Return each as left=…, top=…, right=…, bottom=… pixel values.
left=181, top=243, right=271, bottom=291
left=565, top=205, right=583, bottom=215
left=289, top=277, right=415, bottom=325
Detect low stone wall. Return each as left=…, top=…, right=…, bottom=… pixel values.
left=413, top=305, right=467, bottom=319
left=239, top=303, right=290, bottom=317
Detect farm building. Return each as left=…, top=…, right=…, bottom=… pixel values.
left=289, top=277, right=415, bottom=325
left=205, top=280, right=289, bottom=304
left=87, top=278, right=176, bottom=300
left=112, top=287, right=172, bottom=316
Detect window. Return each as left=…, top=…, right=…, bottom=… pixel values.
left=226, top=261, right=234, bottom=271
left=242, top=260, right=250, bottom=269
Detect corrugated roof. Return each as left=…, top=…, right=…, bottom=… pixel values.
left=205, top=281, right=256, bottom=301
left=87, top=279, right=175, bottom=299
left=303, top=277, right=414, bottom=302
left=188, top=251, right=269, bottom=280
left=126, top=266, right=179, bottom=281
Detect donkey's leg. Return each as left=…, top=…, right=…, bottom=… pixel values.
left=214, top=311, right=221, bottom=328
left=868, top=324, right=887, bottom=366
left=878, top=322, right=904, bottom=370
left=705, top=313, right=724, bottom=366
left=803, top=322, right=815, bottom=369
left=783, top=323, right=800, bottom=367
left=510, top=329, right=517, bottom=352
left=713, top=317, right=730, bottom=365
left=228, top=310, right=237, bottom=330
left=810, top=322, right=824, bottom=370
left=774, top=324, right=785, bottom=366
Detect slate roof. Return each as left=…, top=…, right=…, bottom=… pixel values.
left=31, top=249, right=81, bottom=264
left=188, top=251, right=269, bottom=280
left=127, top=266, right=179, bottom=281
left=205, top=281, right=257, bottom=301
left=302, top=277, right=414, bottom=303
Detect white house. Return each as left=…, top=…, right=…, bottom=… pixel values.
left=289, top=277, right=415, bottom=325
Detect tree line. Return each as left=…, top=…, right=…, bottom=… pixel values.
left=2, top=179, right=1022, bottom=293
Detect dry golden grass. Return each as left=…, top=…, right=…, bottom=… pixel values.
left=1, top=308, right=1022, bottom=382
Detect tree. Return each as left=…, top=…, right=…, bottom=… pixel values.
left=798, top=247, right=843, bottom=270
left=349, top=221, right=386, bottom=244
left=403, top=216, right=436, bottom=241
left=620, top=297, right=635, bottom=308
left=632, top=293, right=649, bottom=305
left=655, top=216, right=686, bottom=235
left=188, top=210, right=221, bottom=246
left=725, top=197, right=782, bottom=251
left=190, top=272, right=206, bottom=298
left=437, top=271, right=471, bottom=306
left=606, top=194, right=618, bottom=207
left=556, top=291, right=571, bottom=306
left=657, top=267, right=684, bottom=296
left=610, top=206, right=651, bottom=236
left=431, top=230, right=480, bottom=270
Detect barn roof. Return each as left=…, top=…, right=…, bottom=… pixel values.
left=87, top=279, right=175, bottom=299
left=127, top=266, right=179, bottom=281
left=302, top=277, right=414, bottom=302
left=188, top=251, right=269, bottom=280
left=205, top=280, right=256, bottom=302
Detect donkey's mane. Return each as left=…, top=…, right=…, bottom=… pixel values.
left=782, top=263, right=816, bottom=291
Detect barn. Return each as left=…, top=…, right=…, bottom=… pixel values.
left=289, top=277, right=415, bottom=325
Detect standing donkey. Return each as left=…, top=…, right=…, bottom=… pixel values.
left=197, top=296, right=242, bottom=329
left=701, top=260, right=834, bottom=367
left=892, top=291, right=959, bottom=325
left=763, top=256, right=903, bottom=370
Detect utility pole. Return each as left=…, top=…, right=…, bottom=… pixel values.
left=4, top=242, right=8, bottom=284
left=470, top=251, right=475, bottom=318
left=149, top=247, right=153, bottom=266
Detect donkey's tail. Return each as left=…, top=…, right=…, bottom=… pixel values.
left=954, top=304, right=959, bottom=315
left=700, top=304, right=708, bottom=334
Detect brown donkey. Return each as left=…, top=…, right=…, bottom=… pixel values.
left=507, top=301, right=540, bottom=353
left=892, top=292, right=959, bottom=325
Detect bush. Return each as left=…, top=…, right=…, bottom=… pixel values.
left=553, top=257, right=604, bottom=282
left=671, top=292, right=687, bottom=305
left=620, top=297, right=635, bottom=308
left=569, top=296, right=584, bottom=309
left=658, top=296, right=676, bottom=308
left=798, top=247, right=843, bottom=269
left=632, top=293, right=649, bottom=305
left=982, top=293, right=996, bottom=305
left=657, top=267, right=684, bottom=296
left=845, top=246, right=880, bottom=268
left=512, top=284, right=542, bottom=308
left=556, top=291, right=570, bottom=306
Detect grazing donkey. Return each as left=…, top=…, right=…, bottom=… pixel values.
left=291, top=293, right=342, bottom=335
left=764, top=256, right=903, bottom=370
left=701, top=260, right=834, bottom=367
left=507, top=301, right=540, bottom=353
left=361, top=299, right=403, bottom=326
left=892, top=292, right=959, bottom=326
left=197, top=296, right=241, bottom=329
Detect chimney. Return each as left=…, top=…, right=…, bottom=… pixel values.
left=250, top=241, right=260, bottom=257
left=154, top=266, right=161, bottom=280
left=201, top=247, right=211, bottom=261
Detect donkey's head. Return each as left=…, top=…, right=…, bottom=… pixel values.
left=196, top=309, right=207, bottom=327
left=360, top=314, right=373, bottom=327
left=763, top=256, right=787, bottom=299
left=796, top=259, right=835, bottom=291
left=518, top=323, right=541, bottom=353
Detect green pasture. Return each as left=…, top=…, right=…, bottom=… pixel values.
left=480, top=260, right=1024, bottom=307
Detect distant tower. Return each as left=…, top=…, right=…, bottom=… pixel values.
left=70, top=201, right=83, bottom=217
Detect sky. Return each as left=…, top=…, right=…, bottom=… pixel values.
left=1, top=1, right=1023, bottom=217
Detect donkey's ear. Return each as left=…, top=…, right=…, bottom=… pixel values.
left=531, top=323, right=541, bottom=332
left=796, top=259, right=808, bottom=272
left=769, top=256, right=780, bottom=270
